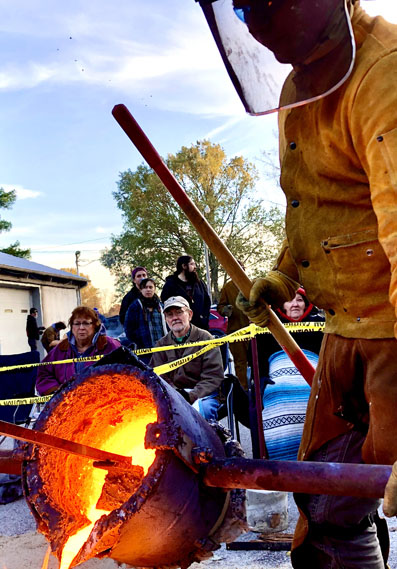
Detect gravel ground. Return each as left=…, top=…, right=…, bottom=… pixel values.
left=1, top=426, right=397, bottom=568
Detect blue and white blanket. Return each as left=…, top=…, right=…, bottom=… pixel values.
left=262, top=349, right=318, bottom=461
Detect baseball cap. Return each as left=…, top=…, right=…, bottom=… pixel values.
left=163, top=296, right=190, bottom=312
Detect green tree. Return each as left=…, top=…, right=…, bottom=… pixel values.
left=101, top=140, right=285, bottom=299
left=0, top=187, right=31, bottom=258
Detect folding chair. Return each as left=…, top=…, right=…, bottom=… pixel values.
left=211, top=330, right=250, bottom=441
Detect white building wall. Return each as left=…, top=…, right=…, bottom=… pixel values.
left=41, top=286, right=79, bottom=329
left=0, top=285, right=34, bottom=355
left=0, top=282, right=81, bottom=356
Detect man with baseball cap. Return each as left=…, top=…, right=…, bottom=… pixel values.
left=150, top=296, right=224, bottom=420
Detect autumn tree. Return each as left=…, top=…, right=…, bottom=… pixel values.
left=61, top=268, right=104, bottom=311
left=0, top=187, right=31, bottom=258
left=101, top=140, right=285, bottom=299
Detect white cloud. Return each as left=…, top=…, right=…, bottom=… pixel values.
left=1, top=183, right=42, bottom=199
left=203, top=116, right=246, bottom=140
left=0, top=1, right=242, bottom=118
left=1, top=1, right=396, bottom=107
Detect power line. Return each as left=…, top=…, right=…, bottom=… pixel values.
left=30, top=236, right=111, bottom=252
left=31, top=249, right=105, bottom=254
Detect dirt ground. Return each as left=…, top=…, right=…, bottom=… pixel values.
left=0, top=530, right=124, bottom=569
left=2, top=492, right=397, bottom=569
left=0, top=528, right=294, bottom=569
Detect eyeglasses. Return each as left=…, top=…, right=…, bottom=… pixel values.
left=72, top=321, right=93, bottom=328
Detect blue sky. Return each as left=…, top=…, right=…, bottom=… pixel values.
left=1, top=0, right=395, bottom=301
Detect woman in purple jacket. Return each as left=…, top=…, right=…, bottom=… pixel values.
left=36, top=306, right=120, bottom=395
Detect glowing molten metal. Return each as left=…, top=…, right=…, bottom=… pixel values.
left=26, top=366, right=157, bottom=569
left=58, top=399, right=156, bottom=569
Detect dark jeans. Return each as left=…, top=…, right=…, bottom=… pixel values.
left=28, top=338, right=37, bottom=351
left=294, top=431, right=385, bottom=569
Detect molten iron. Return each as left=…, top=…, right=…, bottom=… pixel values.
left=23, top=358, right=241, bottom=569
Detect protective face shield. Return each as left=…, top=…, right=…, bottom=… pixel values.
left=196, top=0, right=356, bottom=115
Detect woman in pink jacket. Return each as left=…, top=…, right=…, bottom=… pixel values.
left=36, top=306, right=120, bottom=395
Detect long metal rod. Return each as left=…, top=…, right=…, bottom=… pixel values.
left=203, top=457, right=391, bottom=499
left=111, top=104, right=315, bottom=387
left=0, top=448, right=391, bottom=499
left=0, top=420, right=132, bottom=466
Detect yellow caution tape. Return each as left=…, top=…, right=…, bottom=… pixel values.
left=0, top=395, right=52, bottom=406
left=0, top=355, right=103, bottom=373
left=135, top=322, right=325, bottom=376
left=253, top=322, right=325, bottom=334
left=0, top=322, right=325, bottom=406
left=0, top=321, right=324, bottom=373
left=153, top=339, right=224, bottom=375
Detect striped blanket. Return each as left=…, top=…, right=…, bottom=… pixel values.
left=262, top=349, right=318, bottom=461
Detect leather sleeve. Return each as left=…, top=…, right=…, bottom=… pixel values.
left=351, top=52, right=397, bottom=337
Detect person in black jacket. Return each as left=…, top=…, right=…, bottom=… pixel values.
left=26, top=307, right=44, bottom=351
left=161, top=255, right=211, bottom=330
left=119, top=266, right=147, bottom=325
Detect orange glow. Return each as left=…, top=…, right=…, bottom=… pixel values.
left=36, top=373, right=158, bottom=569
left=59, top=411, right=156, bottom=569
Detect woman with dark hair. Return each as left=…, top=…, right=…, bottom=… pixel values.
left=36, top=306, right=120, bottom=395
left=124, top=278, right=167, bottom=363
left=257, top=288, right=324, bottom=460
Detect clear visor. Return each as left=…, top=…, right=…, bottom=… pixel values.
left=198, top=0, right=355, bottom=116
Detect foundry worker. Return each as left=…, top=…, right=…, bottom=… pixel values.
left=36, top=306, right=120, bottom=395
left=149, top=296, right=224, bottom=421
left=196, top=0, right=397, bottom=567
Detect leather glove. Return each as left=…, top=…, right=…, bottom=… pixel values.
left=250, top=271, right=298, bottom=306
left=236, top=271, right=298, bottom=327
left=383, top=460, right=397, bottom=517
left=236, top=292, right=271, bottom=327
left=176, top=388, right=192, bottom=404
left=220, top=304, right=233, bottom=318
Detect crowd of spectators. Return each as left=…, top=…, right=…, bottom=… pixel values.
left=26, top=256, right=323, bottom=442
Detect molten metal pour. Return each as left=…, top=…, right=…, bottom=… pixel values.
left=59, top=411, right=156, bottom=569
